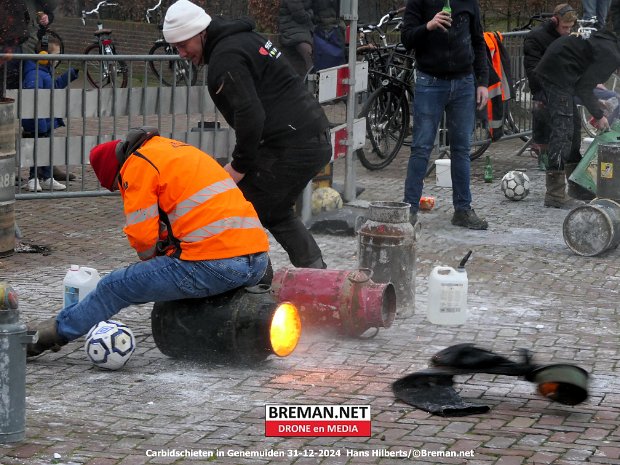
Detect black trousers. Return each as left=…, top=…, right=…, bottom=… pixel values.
left=237, top=133, right=332, bottom=267
left=540, top=80, right=582, bottom=170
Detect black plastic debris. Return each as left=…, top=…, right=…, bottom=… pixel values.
left=392, top=344, right=589, bottom=416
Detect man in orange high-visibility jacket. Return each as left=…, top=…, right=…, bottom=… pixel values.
left=26, top=127, right=270, bottom=358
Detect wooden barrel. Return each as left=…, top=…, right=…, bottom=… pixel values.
left=0, top=99, right=16, bottom=257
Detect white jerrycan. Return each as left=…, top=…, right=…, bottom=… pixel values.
left=63, top=265, right=101, bottom=307
left=426, top=251, right=471, bottom=325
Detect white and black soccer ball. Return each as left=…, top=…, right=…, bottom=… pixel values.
left=501, top=170, right=530, bottom=201
left=84, top=320, right=136, bottom=370
left=311, top=186, right=343, bottom=215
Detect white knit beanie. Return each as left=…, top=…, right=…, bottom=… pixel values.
left=163, top=0, right=212, bottom=44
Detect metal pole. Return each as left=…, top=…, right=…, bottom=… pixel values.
left=343, top=0, right=359, bottom=203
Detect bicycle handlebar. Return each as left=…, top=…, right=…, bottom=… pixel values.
left=576, top=17, right=598, bottom=26
left=145, top=0, right=163, bottom=23
left=512, top=12, right=553, bottom=31
left=377, top=9, right=402, bottom=28
left=359, top=9, right=404, bottom=34
left=82, top=1, right=118, bottom=19
left=575, top=17, right=598, bottom=38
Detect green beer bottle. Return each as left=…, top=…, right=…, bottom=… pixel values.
left=442, top=0, right=451, bottom=14
left=484, top=155, right=493, bottom=183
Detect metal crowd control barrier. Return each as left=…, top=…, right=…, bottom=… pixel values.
left=4, top=32, right=532, bottom=208
left=2, top=53, right=233, bottom=200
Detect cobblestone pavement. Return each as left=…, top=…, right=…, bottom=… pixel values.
left=1, top=137, right=619, bottom=465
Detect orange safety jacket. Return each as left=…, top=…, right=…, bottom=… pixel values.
left=484, top=31, right=513, bottom=141
left=119, top=135, right=269, bottom=261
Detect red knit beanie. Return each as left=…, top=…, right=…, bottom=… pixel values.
left=90, top=140, right=121, bottom=191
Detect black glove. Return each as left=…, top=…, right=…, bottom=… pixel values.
left=69, top=67, right=79, bottom=81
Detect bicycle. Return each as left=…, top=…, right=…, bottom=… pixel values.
left=355, top=9, right=493, bottom=172
left=356, top=8, right=405, bottom=93
left=146, top=0, right=198, bottom=87
left=356, top=43, right=415, bottom=170
left=82, top=1, right=128, bottom=88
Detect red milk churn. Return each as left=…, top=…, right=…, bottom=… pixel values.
left=271, top=268, right=396, bottom=337
left=356, top=201, right=417, bottom=317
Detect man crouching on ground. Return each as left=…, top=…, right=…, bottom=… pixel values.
left=27, top=127, right=270, bottom=357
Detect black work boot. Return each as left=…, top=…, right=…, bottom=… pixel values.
left=565, top=163, right=595, bottom=201
left=27, top=317, right=68, bottom=357
left=451, top=209, right=488, bottom=230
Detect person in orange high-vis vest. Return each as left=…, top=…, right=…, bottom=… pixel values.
left=26, top=127, right=270, bottom=358
left=483, top=31, right=512, bottom=141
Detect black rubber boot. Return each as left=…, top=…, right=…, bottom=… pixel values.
left=27, top=317, right=68, bottom=357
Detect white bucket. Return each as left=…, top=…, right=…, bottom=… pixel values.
left=427, top=265, right=468, bottom=325
left=63, top=265, right=101, bottom=307
left=435, top=159, right=452, bottom=188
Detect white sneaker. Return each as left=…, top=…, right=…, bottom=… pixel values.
left=40, top=178, right=66, bottom=191
left=28, top=178, right=42, bottom=192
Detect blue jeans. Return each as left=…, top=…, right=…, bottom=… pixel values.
left=582, top=0, right=611, bottom=26
left=56, top=252, right=269, bottom=341
left=29, top=165, right=52, bottom=180
left=404, top=72, right=476, bottom=213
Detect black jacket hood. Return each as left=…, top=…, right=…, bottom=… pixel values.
left=203, top=16, right=255, bottom=64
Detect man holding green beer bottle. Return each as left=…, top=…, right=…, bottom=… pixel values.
left=401, top=0, right=489, bottom=229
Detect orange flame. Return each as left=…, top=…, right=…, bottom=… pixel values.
left=269, top=302, right=301, bottom=357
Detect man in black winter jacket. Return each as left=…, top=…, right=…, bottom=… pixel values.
left=523, top=4, right=586, bottom=209
left=611, top=0, right=620, bottom=35
left=535, top=30, right=620, bottom=198
left=400, top=0, right=489, bottom=230
left=163, top=0, right=332, bottom=270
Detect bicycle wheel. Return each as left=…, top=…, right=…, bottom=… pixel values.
left=357, top=85, right=410, bottom=170
left=470, top=119, right=492, bottom=161
left=424, top=118, right=491, bottom=177
left=149, top=43, right=197, bottom=87
left=506, top=78, right=532, bottom=142
left=578, top=104, right=598, bottom=137
left=84, top=43, right=128, bottom=89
